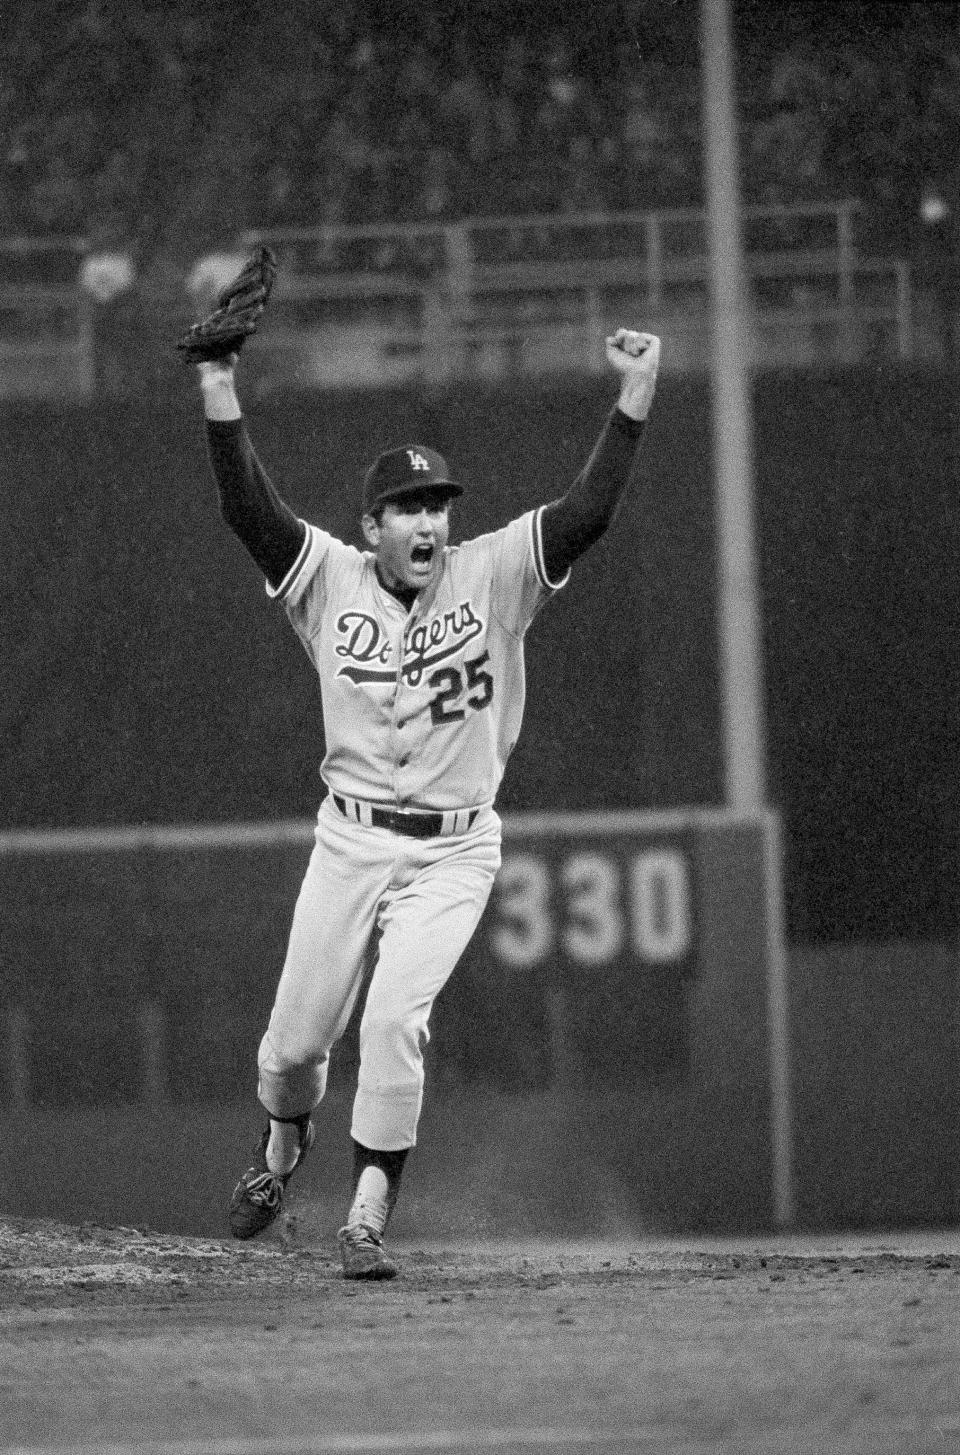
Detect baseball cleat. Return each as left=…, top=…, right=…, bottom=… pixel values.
left=229, top=1115, right=314, bottom=1240
left=337, top=1223, right=399, bottom=1280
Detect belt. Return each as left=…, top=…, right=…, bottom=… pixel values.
left=332, top=794, right=480, bottom=839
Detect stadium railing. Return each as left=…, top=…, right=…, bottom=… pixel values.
left=0, top=235, right=94, bottom=399
left=0, top=200, right=916, bottom=398
left=240, top=198, right=914, bottom=386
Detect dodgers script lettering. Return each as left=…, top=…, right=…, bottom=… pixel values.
left=335, top=602, right=484, bottom=686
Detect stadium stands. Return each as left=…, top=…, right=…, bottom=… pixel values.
left=0, top=2, right=955, bottom=391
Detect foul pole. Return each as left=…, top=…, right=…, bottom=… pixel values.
left=699, top=0, right=794, bottom=1227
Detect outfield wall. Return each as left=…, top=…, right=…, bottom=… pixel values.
left=791, top=940, right=959, bottom=1229
left=1, top=812, right=956, bottom=1234
left=3, top=366, right=959, bottom=943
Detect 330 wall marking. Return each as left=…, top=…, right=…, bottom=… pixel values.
left=488, top=846, right=694, bottom=969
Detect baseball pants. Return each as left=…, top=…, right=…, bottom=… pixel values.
left=256, top=794, right=502, bottom=1150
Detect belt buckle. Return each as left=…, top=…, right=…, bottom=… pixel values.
left=385, top=806, right=421, bottom=835
left=398, top=807, right=436, bottom=837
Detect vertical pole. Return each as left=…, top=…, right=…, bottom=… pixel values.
left=837, top=202, right=857, bottom=363
left=700, top=0, right=794, bottom=1226
left=443, top=221, right=472, bottom=382
left=700, top=0, right=767, bottom=810
left=761, top=811, right=796, bottom=1227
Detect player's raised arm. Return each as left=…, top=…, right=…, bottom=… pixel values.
left=539, top=329, right=660, bottom=581
left=195, top=355, right=306, bottom=592
left=179, top=245, right=306, bottom=591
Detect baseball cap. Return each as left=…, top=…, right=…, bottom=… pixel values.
left=362, top=444, right=463, bottom=514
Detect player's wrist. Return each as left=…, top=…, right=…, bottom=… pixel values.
left=198, top=364, right=242, bottom=421
left=615, top=372, right=655, bottom=422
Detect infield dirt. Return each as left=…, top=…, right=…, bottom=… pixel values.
left=2, top=1214, right=960, bottom=1455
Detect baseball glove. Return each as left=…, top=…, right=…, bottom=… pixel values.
left=176, top=244, right=277, bottom=363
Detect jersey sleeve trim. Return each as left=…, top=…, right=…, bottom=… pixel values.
left=531, top=506, right=572, bottom=592
left=265, top=520, right=318, bottom=602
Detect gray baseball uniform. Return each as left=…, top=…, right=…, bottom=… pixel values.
left=258, top=506, right=566, bottom=1148
left=202, top=329, right=655, bottom=1265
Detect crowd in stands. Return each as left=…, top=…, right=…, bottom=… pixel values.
left=1, top=1, right=958, bottom=289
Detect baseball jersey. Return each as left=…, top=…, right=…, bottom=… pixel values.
left=266, top=508, right=569, bottom=811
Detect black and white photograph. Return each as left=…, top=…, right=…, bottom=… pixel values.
left=2, top=2, right=959, bottom=1451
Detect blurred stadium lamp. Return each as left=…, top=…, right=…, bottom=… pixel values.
left=186, top=250, right=249, bottom=311
left=700, top=0, right=794, bottom=1230
left=79, top=249, right=135, bottom=305
left=920, top=187, right=950, bottom=227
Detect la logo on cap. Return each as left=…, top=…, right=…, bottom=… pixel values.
left=362, top=443, right=464, bottom=513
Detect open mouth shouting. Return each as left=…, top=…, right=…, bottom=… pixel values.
left=364, top=493, right=453, bottom=593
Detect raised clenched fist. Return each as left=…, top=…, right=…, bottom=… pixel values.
left=605, top=329, right=661, bottom=421
left=605, top=328, right=659, bottom=367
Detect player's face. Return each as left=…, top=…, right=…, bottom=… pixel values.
left=363, top=492, right=452, bottom=591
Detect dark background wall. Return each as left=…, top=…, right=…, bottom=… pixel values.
left=3, top=364, right=959, bottom=942
left=2, top=841, right=955, bottom=1231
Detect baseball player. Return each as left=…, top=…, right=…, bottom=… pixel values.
left=182, top=257, right=659, bottom=1278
